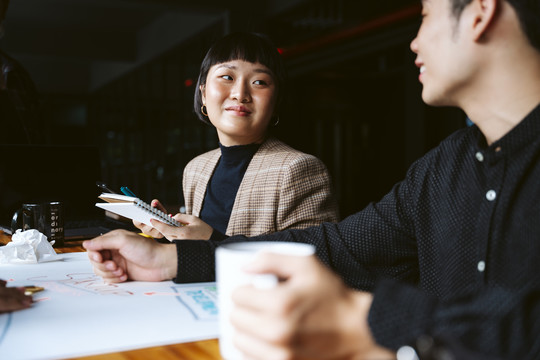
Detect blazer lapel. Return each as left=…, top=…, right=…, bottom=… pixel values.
left=227, top=138, right=277, bottom=234
left=192, top=151, right=221, bottom=217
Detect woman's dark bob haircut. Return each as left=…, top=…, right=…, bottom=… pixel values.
left=193, top=32, right=287, bottom=124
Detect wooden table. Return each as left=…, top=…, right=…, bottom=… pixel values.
left=0, top=231, right=222, bottom=360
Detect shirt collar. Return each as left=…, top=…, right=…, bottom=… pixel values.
left=473, top=102, right=540, bottom=158
left=218, top=142, right=261, bottom=165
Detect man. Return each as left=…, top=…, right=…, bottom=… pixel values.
left=84, top=0, right=540, bottom=358
left=0, top=0, right=42, bottom=144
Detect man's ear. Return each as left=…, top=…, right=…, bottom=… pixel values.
left=469, top=0, right=498, bottom=41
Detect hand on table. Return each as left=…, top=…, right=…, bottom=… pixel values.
left=83, top=230, right=178, bottom=283
left=0, top=280, right=32, bottom=313
left=133, top=199, right=214, bottom=241
left=230, top=254, right=396, bottom=360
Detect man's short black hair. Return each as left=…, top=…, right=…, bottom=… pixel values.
left=193, top=32, right=286, bottom=125
left=449, top=0, right=540, bottom=52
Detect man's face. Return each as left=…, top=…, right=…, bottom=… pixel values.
left=410, top=0, right=476, bottom=106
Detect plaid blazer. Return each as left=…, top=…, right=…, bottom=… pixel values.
left=182, top=137, right=339, bottom=237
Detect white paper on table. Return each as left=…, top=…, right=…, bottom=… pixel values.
left=0, top=229, right=61, bottom=264
left=0, top=252, right=219, bottom=360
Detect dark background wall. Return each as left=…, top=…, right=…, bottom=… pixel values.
left=1, top=0, right=466, bottom=218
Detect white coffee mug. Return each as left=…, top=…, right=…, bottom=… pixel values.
left=216, top=241, right=316, bottom=360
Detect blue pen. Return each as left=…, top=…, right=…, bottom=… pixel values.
left=120, top=186, right=137, bottom=197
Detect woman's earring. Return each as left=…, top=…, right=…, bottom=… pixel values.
left=201, top=105, right=208, bottom=116
left=272, top=116, right=280, bottom=127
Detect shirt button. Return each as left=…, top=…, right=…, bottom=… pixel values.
left=486, top=190, right=497, bottom=201
left=475, top=152, right=484, bottom=162
left=477, top=261, right=486, bottom=272
left=397, top=346, right=419, bottom=360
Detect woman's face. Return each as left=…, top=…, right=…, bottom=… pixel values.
left=201, top=60, right=277, bottom=146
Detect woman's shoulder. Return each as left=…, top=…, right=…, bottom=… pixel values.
left=256, top=138, right=326, bottom=170
left=260, top=138, right=317, bottom=159
left=185, top=147, right=221, bottom=169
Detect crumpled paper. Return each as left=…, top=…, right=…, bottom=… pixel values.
left=0, top=229, right=61, bottom=264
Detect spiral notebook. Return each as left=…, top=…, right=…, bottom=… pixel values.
left=95, top=193, right=182, bottom=227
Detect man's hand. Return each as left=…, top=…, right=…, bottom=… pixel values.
left=230, top=253, right=396, bottom=360
left=83, top=229, right=178, bottom=283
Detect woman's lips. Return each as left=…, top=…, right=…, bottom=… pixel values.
left=226, top=106, right=251, bottom=116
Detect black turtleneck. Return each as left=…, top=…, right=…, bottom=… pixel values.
left=200, top=142, right=261, bottom=237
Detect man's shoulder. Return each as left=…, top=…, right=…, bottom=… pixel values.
left=405, top=126, right=476, bottom=182
left=424, top=126, right=475, bottom=161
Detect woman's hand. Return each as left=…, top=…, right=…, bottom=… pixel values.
left=132, top=199, right=215, bottom=241
left=150, top=214, right=215, bottom=241
left=0, top=280, right=32, bottom=313
left=132, top=199, right=168, bottom=238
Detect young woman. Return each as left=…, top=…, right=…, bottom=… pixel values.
left=135, top=32, right=338, bottom=241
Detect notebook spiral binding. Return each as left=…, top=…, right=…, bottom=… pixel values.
left=135, top=199, right=181, bottom=227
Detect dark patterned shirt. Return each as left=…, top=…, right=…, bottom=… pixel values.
left=174, top=104, right=540, bottom=359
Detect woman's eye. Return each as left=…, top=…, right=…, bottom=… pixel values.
left=253, top=80, right=268, bottom=85
left=221, top=75, right=233, bottom=80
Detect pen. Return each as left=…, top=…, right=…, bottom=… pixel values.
left=96, top=181, right=118, bottom=194
left=120, top=186, right=137, bottom=197
left=24, top=286, right=44, bottom=296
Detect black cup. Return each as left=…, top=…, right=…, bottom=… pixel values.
left=12, top=201, right=65, bottom=247
left=12, top=203, right=46, bottom=233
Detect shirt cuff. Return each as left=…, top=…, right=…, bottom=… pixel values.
left=172, top=235, right=250, bottom=283
left=172, top=240, right=216, bottom=283
left=209, top=229, right=228, bottom=241
left=368, top=278, right=437, bottom=350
